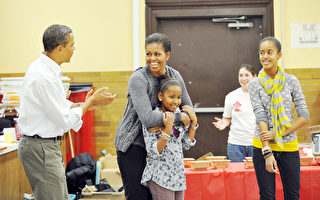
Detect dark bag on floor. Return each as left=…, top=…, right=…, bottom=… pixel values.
left=95, top=178, right=115, bottom=192
left=65, top=152, right=96, bottom=194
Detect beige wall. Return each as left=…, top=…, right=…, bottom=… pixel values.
left=0, top=0, right=146, bottom=73
left=274, top=0, right=320, bottom=69
left=1, top=0, right=319, bottom=154
left=1, top=1, right=319, bottom=73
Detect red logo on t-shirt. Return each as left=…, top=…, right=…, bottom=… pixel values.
left=233, top=101, right=242, bottom=112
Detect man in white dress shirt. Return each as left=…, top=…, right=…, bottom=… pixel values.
left=17, top=24, right=116, bottom=200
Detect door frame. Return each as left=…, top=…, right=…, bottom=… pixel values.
left=146, top=0, right=274, bottom=37
left=145, top=0, right=274, bottom=157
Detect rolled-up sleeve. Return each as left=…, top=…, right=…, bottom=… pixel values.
left=38, top=80, right=83, bottom=133
left=66, top=99, right=74, bottom=108
left=70, top=107, right=83, bottom=132
left=143, top=126, right=162, bottom=158
left=181, top=127, right=196, bottom=150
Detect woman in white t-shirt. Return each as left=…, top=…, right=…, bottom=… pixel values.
left=212, top=64, right=257, bottom=162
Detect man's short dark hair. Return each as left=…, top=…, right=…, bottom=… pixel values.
left=43, top=24, right=72, bottom=52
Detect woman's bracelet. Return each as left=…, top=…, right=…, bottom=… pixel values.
left=264, top=152, right=273, bottom=159
left=160, top=131, right=170, bottom=140
left=262, top=149, right=272, bottom=155
left=74, top=102, right=83, bottom=108
left=160, top=134, right=168, bottom=140
left=261, top=145, right=271, bottom=153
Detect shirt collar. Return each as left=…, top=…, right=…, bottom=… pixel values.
left=40, top=53, right=62, bottom=77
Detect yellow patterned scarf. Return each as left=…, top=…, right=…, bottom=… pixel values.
left=258, top=66, right=291, bottom=148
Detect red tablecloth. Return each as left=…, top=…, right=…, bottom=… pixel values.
left=185, top=162, right=320, bottom=200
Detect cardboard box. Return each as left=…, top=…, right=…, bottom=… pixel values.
left=98, top=155, right=123, bottom=186
left=91, top=155, right=124, bottom=199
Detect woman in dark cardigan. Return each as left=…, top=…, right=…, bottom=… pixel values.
left=115, top=33, right=193, bottom=200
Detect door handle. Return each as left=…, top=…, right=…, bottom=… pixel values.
left=194, top=107, right=224, bottom=113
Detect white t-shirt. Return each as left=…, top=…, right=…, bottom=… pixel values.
left=223, top=87, right=255, bottom=146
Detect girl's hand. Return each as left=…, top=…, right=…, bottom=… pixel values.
left=163, top=112, right=174, bottom=128
left=260, top=131, right=275, bottom=141
left=212, top=117, right=228, bottom=130
left=182, top=105, right=197, bottom=125
left=265, top=154, right=277, bottom=173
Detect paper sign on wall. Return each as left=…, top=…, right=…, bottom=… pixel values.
left=290, top=23, right=320, bottom=48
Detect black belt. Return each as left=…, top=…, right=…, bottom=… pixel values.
left=24, top=135, right=63, bottom=141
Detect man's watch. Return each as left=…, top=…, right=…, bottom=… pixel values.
left=75, top=102, right=83, bottom=107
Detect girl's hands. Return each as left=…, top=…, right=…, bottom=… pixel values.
left=265, top=154, right=278, bottom=173
left=260, top=131, right=275, bottom=141
left=163, top=112, right=174, bottom=129
left=182, top=105, right=197, bottom=126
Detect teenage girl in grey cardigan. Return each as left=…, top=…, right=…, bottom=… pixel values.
left=248, top=37, right=309, bottom=200
left=115, top=33, right=193, bottom=200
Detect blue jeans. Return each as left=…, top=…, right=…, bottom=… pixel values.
left=227, top=143, right=253, bottom=162
left=253, top=147, right=300, bottom=200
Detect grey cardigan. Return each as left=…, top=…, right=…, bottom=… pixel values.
left=248, top=73, right=309, bottom=144
left=115, top=65, right=193, bottom=152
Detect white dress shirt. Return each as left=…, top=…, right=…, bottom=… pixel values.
left=18, top=53, right=83, bottom=138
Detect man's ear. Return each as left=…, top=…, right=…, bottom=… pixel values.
left=56, top=44, right=63, bottom=53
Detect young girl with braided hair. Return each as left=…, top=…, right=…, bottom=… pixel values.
left=141, top=74, right=198, bottom=200
left=248, top=36, right=309, bottom=200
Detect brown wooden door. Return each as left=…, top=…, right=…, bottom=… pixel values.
left=158, top=17, right=262, bottom=158
left=146, top=0, right=274, bottom=158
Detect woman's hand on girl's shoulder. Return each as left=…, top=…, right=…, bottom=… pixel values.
left=149, top=127, right=163, bottom=134
left=181, top=112, right=191, bottom=127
